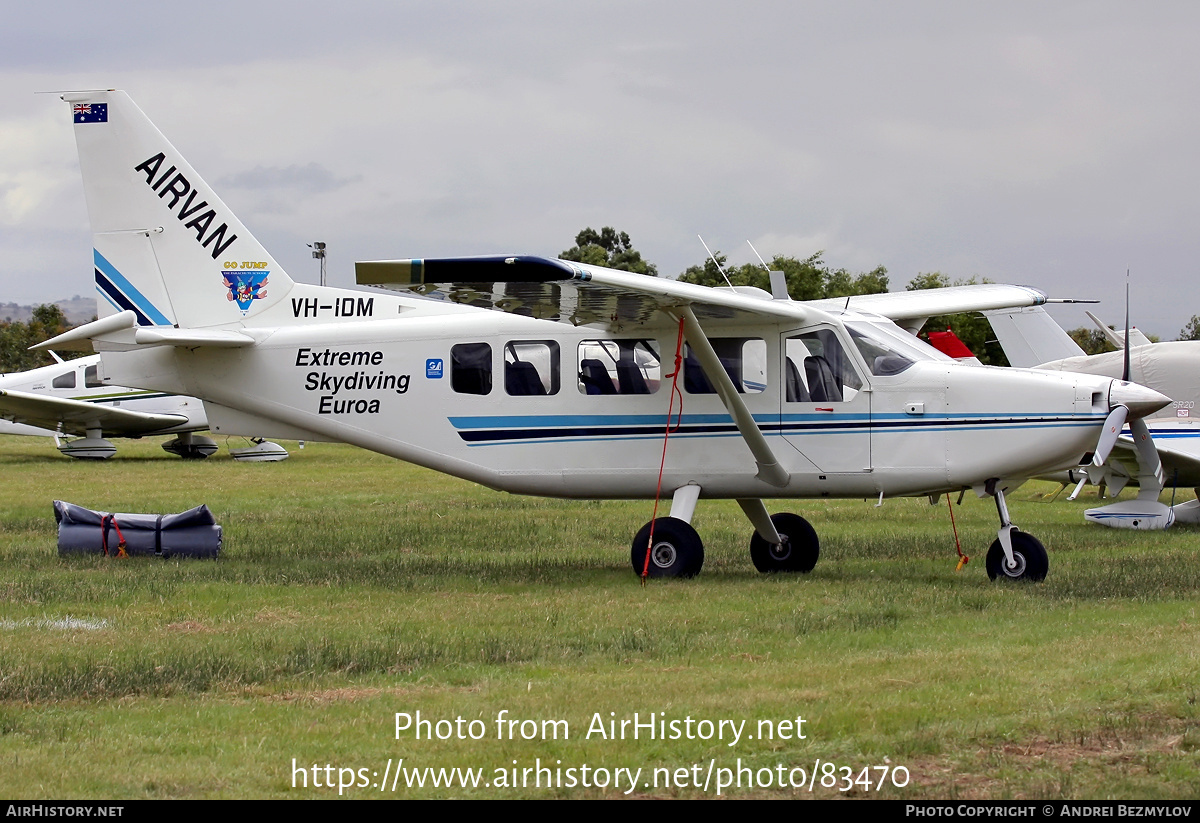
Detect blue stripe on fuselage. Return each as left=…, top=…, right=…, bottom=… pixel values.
left=447, top=412, right=1104, bottom=446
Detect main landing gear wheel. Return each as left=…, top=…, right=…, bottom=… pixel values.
left=631, top=518, right=704, bottom=579
left=985, top=531, right=1048, bottom=582
left=749, top=512, right=819, bottom=573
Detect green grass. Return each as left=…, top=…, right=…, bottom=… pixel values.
left=0, top=434, right=1197, bottom=798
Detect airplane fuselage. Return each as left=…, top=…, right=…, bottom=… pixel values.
left=97, top=286, right=1116, bottom=501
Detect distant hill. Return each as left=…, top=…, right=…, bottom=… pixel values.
left=0, top=297, right=96, bottom=326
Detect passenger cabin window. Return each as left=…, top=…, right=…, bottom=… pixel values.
left=504, top=341, right=559, bottom=396
left=577, top=340, right=661, bottom=395
left=684, top=338, right=766, bottom=395
left=451, top=343, right=492, bottom=395
left=84, top=365, right=104, bottom=388
left=53, top=371, right=76, bottom=389
left=784, top=329, right=863, bottom=402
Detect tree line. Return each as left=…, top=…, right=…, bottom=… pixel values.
left=0, top=304, right=89, bottom=373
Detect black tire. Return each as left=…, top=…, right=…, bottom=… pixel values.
left=631, top=518, right=704, bottom=578
left=985, top=530, right=1048, bottom=582
left=749, top=512, right=819, bottom=573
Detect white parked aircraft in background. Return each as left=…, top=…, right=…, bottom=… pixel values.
left=42, top=90, right=1170, bottom=581
left=0, top=353, right=288, bottom=461
left=979, top=305, right=1200, bottom=529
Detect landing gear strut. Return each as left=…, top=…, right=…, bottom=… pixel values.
left=630, top=490, right=823, bottom=579
left=632, top=485, right=705, bottom=578
left=985, top=482, right=1048, bottom=582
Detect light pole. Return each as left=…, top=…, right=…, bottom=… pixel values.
left=307, top=241, right=326, bottom=287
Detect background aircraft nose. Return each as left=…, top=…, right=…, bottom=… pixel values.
left=1109, top=380, right=1171, bottom=419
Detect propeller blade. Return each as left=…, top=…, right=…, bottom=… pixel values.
left=1093, top=404, right=1128, bottom=467
left=1128, top=417, right=1164, bottom=489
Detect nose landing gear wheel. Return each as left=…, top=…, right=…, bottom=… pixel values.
left=749, top=512, right=819, bottom=573
left=985, top=531, right=1048, bottom=582
left=631, top=518, right=704, bottom=578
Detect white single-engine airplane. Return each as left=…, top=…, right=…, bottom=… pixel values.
left=0, top=352, right=214, bottom=458
left=0, top=354, right=288, bottom=461
left=979, top=305, right=1200, bottom=529
left=42, top=90, right=1170, bottom=581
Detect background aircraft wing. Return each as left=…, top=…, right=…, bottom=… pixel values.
left=0, top=389, right=188, bottom=437
left=357, top=255, right=812, bottom=330
left=1120, top=423, right=1200, bottom=488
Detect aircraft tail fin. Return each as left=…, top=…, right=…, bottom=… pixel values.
left=1085, top=311, right=1154, bottom=349
left=926, top=328, right=982, bottom=365
left=63, top=90, right=294, bottom=328
left=981, top=306, right=1085, bottom=368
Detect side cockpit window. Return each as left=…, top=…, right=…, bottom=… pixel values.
left=53, top=371, right=76, bottom=389
left=784, top=329, right=863, bottom=403
left=84, top=365, right=104, bottom=388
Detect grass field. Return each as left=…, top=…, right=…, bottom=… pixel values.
left=0, top=433, right=1197, bottom=799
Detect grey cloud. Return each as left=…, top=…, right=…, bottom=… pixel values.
left=218, top=163, right=361, bottom=195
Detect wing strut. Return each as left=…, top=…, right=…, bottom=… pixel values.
left=673, top=306, right=789, bottom=488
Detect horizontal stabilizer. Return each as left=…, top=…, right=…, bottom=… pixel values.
left=133, top=327, right=255, bottom=347
left=34, top=310, right=255, bottom=351
left=33, top=311, right=137, bottom=351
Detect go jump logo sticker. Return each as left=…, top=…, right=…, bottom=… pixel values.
left=223, top=271, right=269, bottom=314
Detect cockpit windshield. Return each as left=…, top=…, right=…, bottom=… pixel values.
left=845, top=320, right=949, bottom=376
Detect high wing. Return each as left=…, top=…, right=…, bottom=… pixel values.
left=356, top=255, right=814, bottom=330
left=0, top=389, right=188, bottom=437
left=357, top=257, right=1051, bottom=334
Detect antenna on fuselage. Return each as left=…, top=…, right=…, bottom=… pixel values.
left=697, top=235, right=735, bottom=289
left=1122, top=270, right=1131, bottom=383
left=747, top=240, right=769, bottom=270
left=747, top=240, right=791, bottom=300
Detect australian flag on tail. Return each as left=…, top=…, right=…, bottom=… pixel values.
left=73, top=102, right=108, bottom=124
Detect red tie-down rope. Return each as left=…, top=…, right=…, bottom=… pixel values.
left=642, top=316, right=688, bottom=584
left=948, top=495, right=968, bottom=571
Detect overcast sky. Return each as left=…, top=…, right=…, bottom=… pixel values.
left=1, top=1, right=1197, bottom=337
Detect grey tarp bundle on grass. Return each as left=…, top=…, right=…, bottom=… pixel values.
left=54, top=500, right=222, bottom=558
